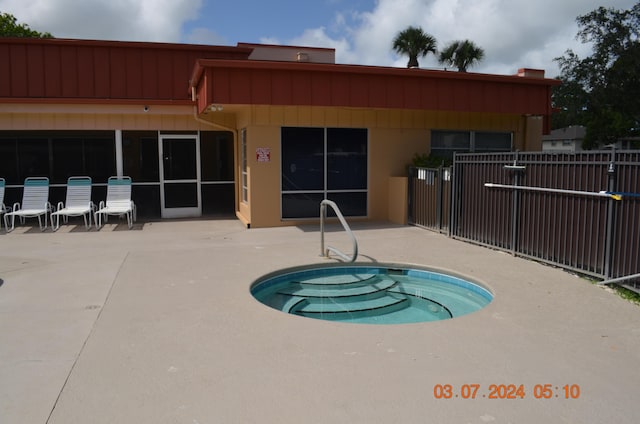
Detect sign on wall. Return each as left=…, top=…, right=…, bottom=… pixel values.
left=256, top=147, right=271, bottom=162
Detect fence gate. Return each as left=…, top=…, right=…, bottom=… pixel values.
left=408, top=166, right=451, bottom=234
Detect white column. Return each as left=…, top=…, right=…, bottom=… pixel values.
left=115, top=129, right=123, bottom=177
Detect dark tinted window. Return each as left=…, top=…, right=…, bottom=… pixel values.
left=200, top=131, right=234, bottom=182
left=281, top=127, right=325, bottom=191
left=123, top=131, right=159, bottom=183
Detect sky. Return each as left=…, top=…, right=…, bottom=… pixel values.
left=1, top=0, right=636, bottom=77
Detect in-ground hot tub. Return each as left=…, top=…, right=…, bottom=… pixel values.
left=251, top=263, right=493, bottom=325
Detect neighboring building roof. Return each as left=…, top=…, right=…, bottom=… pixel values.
left=541, top=125, right=585, bottom=151
left=237, top=42, right=335, bottom=64
left=542, top=125, right=586, bottom=142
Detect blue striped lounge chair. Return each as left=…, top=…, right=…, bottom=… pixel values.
left=51, top=176, right=95, bottom=231
left=94, top=176, right=137, bottom=229
left=3, top=177, right=52, bottom=232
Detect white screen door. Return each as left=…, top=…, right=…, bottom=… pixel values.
left=159, top=134, right=201, bottom=218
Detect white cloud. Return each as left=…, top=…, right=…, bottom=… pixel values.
left=0, top=0, right=202, bottom=42
left=285, top=0, right=637, bottom=76
left=1, top=0, right=635, bottom=77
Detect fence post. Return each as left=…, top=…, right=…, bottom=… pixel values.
left=450, top=155, right=459, bottom=237
left=604, top=149, right=617, bottom=278
left=407, top=167, right=415, bottom=225
left=511, top=151, right=520, bottom=255
left=436, top=166, right=443, bottom=231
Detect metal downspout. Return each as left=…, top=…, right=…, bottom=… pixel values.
left=192, top=106, right=244, bottom=224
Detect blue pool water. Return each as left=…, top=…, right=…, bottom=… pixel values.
left=250, top=264, right=493, bottom=324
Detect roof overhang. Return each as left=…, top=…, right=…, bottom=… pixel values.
left=190, top=59, right=560, bottom=120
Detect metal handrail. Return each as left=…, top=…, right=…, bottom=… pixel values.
left=320, top=200, right=358, bottom=262
left=484, top=183, right=623, bottom=200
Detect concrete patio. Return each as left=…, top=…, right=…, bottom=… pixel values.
left=1, top=218, right=638, bottom=423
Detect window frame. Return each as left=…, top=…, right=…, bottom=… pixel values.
left=430, top=130, right=513, bottom=160
left=280, top=127, right=368, bottom=220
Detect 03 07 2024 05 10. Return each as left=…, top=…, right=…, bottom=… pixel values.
left=432, top=383, right=581, bottom=400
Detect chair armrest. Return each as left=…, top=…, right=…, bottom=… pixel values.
left=11, top=202, right=20, bottom=211
left=56, top=201, right=64, bottom=211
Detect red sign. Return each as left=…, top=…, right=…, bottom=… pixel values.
left=256, top=147, right=271, bottom=162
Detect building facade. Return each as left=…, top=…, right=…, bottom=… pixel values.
left=542, top=125, right=586, bottom=152
left=0, top=38, right=559, bottom=227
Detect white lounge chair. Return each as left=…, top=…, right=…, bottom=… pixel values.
left=94, top=176, right=136, bottom=229
left=0, top=178, right=11, bottom=231
left=4, top=177, right=52, bottom=232
left=51, top=176, right=95, bottom=231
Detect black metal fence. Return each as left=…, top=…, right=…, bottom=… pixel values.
left=408, top=151, right=640, bottom=289
left=408, top=166, right=452, bottom=233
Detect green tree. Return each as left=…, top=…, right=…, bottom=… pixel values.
left=553, top=2, right=639, bottom=148
left=0, top=12, right=53, bottom=38
left=438, top=40, right=485, bottom=72
left=392, top=26, right=437, bottom=68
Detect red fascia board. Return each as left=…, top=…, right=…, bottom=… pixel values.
left=0, top=97, right=195, bottom=106
left=192, top=58, right=560, bottom=87
left=0, top=36, right=254, bottom=56
left=191, top=59, right=559, bottom=114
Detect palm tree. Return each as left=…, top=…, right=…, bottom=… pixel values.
left=392, top=26, right=437, bottom=68
left=438, top=40, right=485, bottom=72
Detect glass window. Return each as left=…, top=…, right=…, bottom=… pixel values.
left=51, top=138, right=84, bottom=184
left=241, top=129, right=248, bottom=203
left=200, top=131, right=233, bottom=182
left=0, top=131, right=116, bottom=184
left=328, top=192, right=367, bottom=216
left=431, top=130, right=512, bottom=160
left=281, top=127, right=324, bottom=191
left=0, top=139, right=19, bottom=184
left=431, top=131, right=470, bottom=161
left=123, top=131, right=159, bottom=183
left=281, top=127, right=368, bottom=219
left=327, top=128, right=367, bottom=190
left=84, top=138, right=115, bottom=182
left=163, top=182, right=198, bottom=208
left=18, top=139, right=50, bottom=179
left=282, top=193, right=325, bottom=219
left=474, top=132, right=512, bottom=152
left=162, top=138, right=197, bottom=180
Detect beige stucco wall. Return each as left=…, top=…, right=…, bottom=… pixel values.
left=388, top=177, right=409, bottom=225
left=0, top=104, right=224, bottom=131
left=232, top=105, right=529, bottom=228
left=0, top=102, right=539, bottom=228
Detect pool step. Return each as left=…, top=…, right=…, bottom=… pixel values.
left=277, top=277, right=397, bottom=301
left=293, top=273, right=382, bottom=289
left=277, top=273, right=412, bottom=320
left=291, top=293, right=409, bottom=318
